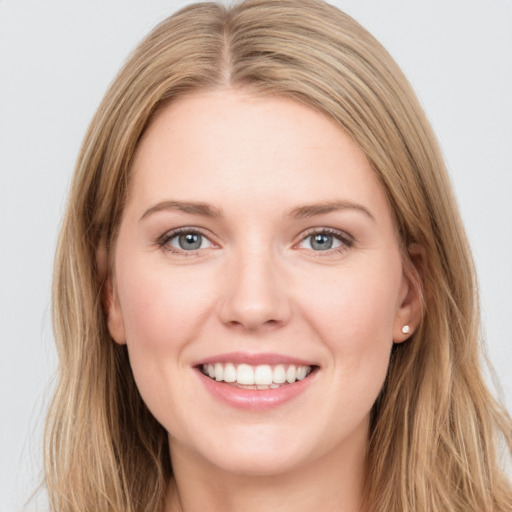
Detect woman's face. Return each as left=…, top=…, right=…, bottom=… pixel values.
left=107, top=90, right=418, bottom=477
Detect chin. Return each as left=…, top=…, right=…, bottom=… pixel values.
left=172, top=423, right=315, bottom=477
left=206, top=446, right=308, bottom=477
left=195, top=423, right=363, bottom=478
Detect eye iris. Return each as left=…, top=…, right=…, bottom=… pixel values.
left=179, top=233, right=202, bottom=250
left=311, top=233, right=333, bottom=250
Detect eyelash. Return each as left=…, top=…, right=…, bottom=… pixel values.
left=296, top=228, right=354, bottom=255
left=157, top=227, right=214, bottom=256
left=157, top=227, right=354, bottom=256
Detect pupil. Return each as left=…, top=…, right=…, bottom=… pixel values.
left=312, top=233, right=332, bottom=250
left=179, top=233, right=201, bottom=250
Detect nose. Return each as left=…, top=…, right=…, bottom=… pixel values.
left=217, top=249, right=292, bottom=332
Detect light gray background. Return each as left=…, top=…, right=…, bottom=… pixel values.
left=1, top=0, right=511, bottom=510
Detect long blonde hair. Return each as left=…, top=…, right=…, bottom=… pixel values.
left=46, top=1, right=512, bottom=510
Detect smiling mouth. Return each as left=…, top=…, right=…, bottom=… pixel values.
left=199, top=363, right=316, bottom=390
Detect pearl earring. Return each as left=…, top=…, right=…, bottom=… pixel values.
left=401, top=325, right=410, bottom=334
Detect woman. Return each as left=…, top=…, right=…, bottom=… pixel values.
left=45, top=0, right=512, bottom=510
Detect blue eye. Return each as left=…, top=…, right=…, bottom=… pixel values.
left=164, top=230, right=213, bottom=251
left=310, top=233, right=335, bottom=250
left=177, top=233, right=202, bottom=250
left=298, top=230, right=349, bottom=251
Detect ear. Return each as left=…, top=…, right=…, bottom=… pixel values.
left=97, top=241, right=127, bottom=345
left=393, top=243, right=425, bottom=343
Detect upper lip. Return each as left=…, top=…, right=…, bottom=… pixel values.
left=193, top=352, right=318, bottom=367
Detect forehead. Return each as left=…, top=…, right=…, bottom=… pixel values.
left=128, top=89, right=390, bottom=221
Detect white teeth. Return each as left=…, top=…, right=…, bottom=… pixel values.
left=254, top=365, right=273, bottom=385
left=201, top=362, right=313, bottom=386
left=214, top=362, right=224, bottom=381
left=237, top=364, right=255, bottom=385
left=273, top=364, right=287, bottom=384
left=296, top=366, right=307, bottom=380
left=286, top=365, right=296, bottom=383
left=223, top=363, right=236, bottom=383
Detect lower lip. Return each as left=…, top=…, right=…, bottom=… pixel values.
left=196, top=369, right=317, bottom=411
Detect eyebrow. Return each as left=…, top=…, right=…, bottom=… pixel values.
left=140, top=200, right=223, bottom=221
left=284, top=201, right=375, bottom=221
left=139, top=199, right=375, bottom=222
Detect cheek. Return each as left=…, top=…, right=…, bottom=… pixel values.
left=301, top=260, right=401, bottom=342
left=113, top=260, right=220, bottom=428
left=113, top=258, right=219, bottom=401
left=298, top=257, right=402, bottom=397
left=116, top=262, right=215, bottom=350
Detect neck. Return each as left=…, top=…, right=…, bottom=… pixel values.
left=165, top=428, right=367, bottom=512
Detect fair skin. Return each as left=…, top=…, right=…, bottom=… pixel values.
left=106, top=89, right=422, bottom=512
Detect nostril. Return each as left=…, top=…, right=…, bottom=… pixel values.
left=225, top=316, right=284, bottom=331
left=216, top=258, right=292, bottom=329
